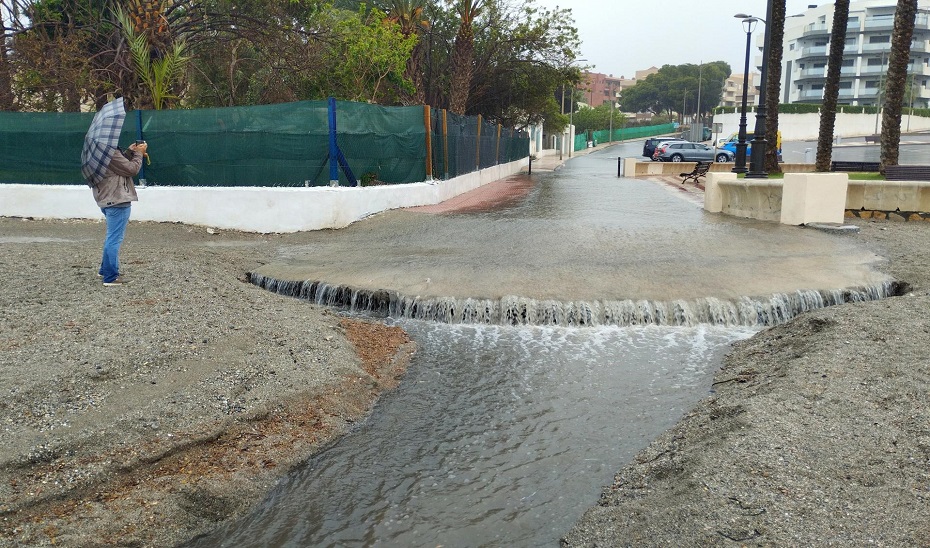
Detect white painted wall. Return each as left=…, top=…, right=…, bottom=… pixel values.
left=0, top=158, right=527, bottom=233
left=714, top=110, right=930, bottom=141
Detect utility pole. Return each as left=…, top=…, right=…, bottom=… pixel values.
left=696, top=61, right=703, bottom=132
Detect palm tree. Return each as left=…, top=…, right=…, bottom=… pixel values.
left=763, top=0, right=786, bottom=174
left=880, top=0, right=918, bottom=172
left=386, top=0, right=429, bottom=105
left=816, top=0, right=851, bottom=172
left=117, top=1, right=190, bottom=110
left=448, top=0, right=485, bottom=115
left=0, top=6, right=14, bottom=110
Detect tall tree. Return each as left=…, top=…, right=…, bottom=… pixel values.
left=447, top=0, right=483, bottom=114
left=468, top=1, right=579, bottom=127
left=880, top=0, right=918, bottom=171
left=815, top=0, right=850, bottom=172
left=385, top=0, right=429, bottom=104
left=617, top=62, right=731, bottom=118
left=763, top=0, right=786, bottom=174
left=0, top=4, right=14, bottom=109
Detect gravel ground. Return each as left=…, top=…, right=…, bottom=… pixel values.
left=0, top=217, right=414, bottom=547
left=563, top=217, right=930, bottom=547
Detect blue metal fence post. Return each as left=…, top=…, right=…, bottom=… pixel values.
left=328, top=97, right=339, bottom=186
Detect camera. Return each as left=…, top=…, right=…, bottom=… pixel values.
left=135, top=140, right=145, bottom=145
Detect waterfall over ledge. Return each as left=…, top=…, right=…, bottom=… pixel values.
left=249, top=274, right=902, bottom=328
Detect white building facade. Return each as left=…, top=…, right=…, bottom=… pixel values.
left=721, top=73, right=758, bottom=108
left=778, top=0, right=930, bottom=107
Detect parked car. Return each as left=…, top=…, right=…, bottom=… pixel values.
left=651, top=139, right=687, bottom=161
left=719, top=130, right=783, bottom=162
left=643, top=137, right=683, bottom=159
left=654, top=141, right=734, bottom=163
left=719, top=132, right=754, bottom=152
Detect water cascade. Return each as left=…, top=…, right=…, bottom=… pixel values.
left=249, top=273, right=902, bottom=328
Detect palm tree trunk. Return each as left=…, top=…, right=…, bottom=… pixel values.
left=816, top=0, right=851, bottom=172
left=448, top=23, right=474, bottom=115
left=404, top=40, right=427, bottom=105
left=0, top=8, right=15, bottom=110
left=880, top=0, right=918, bottom=172
left=764, top=0, right=786, bottom=174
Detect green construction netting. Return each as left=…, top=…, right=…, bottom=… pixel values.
left=430, top=110, right=529, bottom=179
left=0, top=100, right=529, bottom=187
left=589, top=123, right=677, bottom=148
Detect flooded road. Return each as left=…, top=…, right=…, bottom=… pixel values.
left=185, top=142, right=898, bottom=547
left=254, top=144, right=891, bottom=326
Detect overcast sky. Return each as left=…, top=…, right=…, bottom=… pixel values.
left=532, top=0, right=822, bottom=78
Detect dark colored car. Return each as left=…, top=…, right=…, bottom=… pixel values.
left=654, top=141, right=734, bottom=163
left=643, top=137, right=683, bottom=159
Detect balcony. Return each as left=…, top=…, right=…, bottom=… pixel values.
left=798, top=89, right=825, bottom=100
left=803, top=23, right=830, bottom=37
left=859, top=65, right=887, bottom=75
left=797, top=68, right=827, bottom=80
left=861, top=42, right=890, bottom=53
left=800, top=46, right=829, bottom=58
left=864, top=18, right=895, bottom=31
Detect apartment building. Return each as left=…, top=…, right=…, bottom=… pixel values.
left=580, top=67, right=658, bottom=108
left=721, top=73, right=759, bottom=108
left=779, top=0, right=930, bottom=107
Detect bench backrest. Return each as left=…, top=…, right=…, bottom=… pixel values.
left=885, top=165, right=930, bottom=181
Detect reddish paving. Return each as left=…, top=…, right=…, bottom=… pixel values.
left=407, top=174, right=537, bottom=214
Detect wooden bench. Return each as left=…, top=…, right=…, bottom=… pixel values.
left=885, top=165, right=930, bottom=181
left=680, top=162, right=711, bottom=184
left=831, top=161, right=880, bottom=172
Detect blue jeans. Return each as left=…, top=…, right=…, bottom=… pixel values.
left=100, top=205, right=131, bottom=283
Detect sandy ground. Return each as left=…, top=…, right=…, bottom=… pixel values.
left=563, top=216, right=930, bottom=546
left=0, top=217, right=414, bottom=547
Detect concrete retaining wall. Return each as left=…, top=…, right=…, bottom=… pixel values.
left=846, top=180, right=930, bottom=213
left=704, top=173, right=785, bottom=223
left=705, top=171, right=930, bottom=225
left=622, top=158, right=814, bottom=177
left=0, top=158, right=527, bottom=233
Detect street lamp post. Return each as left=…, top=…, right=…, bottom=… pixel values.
left=696, top=61, right=703, bottom=131
left=743, top=1, right=775, bottom=179
left=609, top=93, right=614, bottom=143
left=569, top=92, right=575, bottom=157
left=566, top=59, right=588, bottom=158
left=733, top=16, right=758, bottom=174
left=560, top=83, right=566, bottom=160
